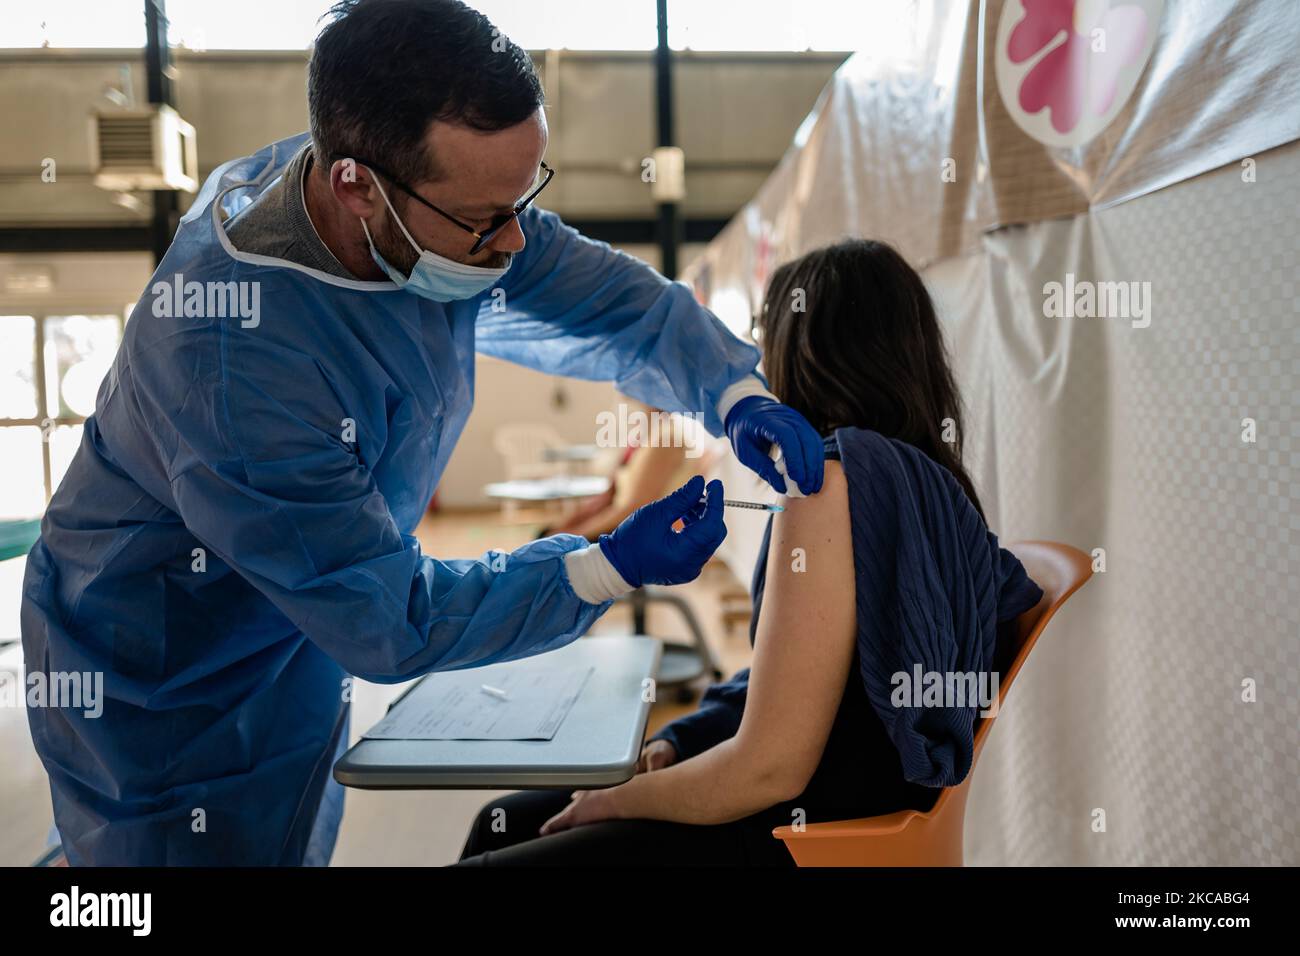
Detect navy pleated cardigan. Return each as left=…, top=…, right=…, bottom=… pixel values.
left=651, top=427, right=1043, bottom=790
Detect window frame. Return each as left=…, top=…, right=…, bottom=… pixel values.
left=0, top=308, right=127, bottom=506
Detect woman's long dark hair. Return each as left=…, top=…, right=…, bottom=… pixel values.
left=756, top=238, right=986, bottom=521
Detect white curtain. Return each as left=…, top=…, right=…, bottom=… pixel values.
left=937, top=143, right=1299, bottom=864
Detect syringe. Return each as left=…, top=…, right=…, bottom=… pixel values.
left=696, top=495, right=785, bottom=512
left=723, top=499, right=784, bottom=512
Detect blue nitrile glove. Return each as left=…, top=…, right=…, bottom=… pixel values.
left=598, top=476, right=727, bottom=588
left=724, top=395, right=825, bottom=497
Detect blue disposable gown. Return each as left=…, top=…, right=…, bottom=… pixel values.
left=20, top=132, right=762, bottom=865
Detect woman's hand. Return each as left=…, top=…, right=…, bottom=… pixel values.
left=539, top=741, right=680, bottom=835
left=538, top=787, right=625, bottom=836
left=636, top=739, right=679, bottom=773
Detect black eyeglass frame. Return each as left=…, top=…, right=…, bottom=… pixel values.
left=353, top=158, right=555, bottom=255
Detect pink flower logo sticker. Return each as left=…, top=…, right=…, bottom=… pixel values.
left=995, top=0, right=1162, bottom=147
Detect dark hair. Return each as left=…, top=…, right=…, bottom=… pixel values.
left=756, top=239, right=986, bottom=521
left=308, top=0, right=544, bottom=184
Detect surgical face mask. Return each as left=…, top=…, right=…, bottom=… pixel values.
left=361, top=175, right=509, bottom=302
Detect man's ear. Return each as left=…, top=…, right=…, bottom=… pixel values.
left=329, top=158, right=378, bottom=219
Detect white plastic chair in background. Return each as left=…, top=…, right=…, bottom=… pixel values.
left=492, top=424, right=567, bottom=520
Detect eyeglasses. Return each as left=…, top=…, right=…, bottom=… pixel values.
left=354, top=158, right=555, bottom=255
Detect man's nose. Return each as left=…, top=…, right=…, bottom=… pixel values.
left=488, top=216, right=526, bottom=254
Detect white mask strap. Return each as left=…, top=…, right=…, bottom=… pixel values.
left=367, top=171, right=423, bottom=255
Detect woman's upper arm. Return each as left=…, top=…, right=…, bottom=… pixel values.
left=732, top=459, right=857, bottom=799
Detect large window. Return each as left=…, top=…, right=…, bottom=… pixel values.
left=0, top=312, right=124, bottom=519
left=10, top=0, right=869, bottom=51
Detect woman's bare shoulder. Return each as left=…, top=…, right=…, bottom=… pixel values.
left=768, top=459, right=853, bottom=588
left=777, top=459, right=849, bottom=534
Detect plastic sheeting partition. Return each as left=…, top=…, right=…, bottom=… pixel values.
left=695, top=0, right=1299, bottom=865
left=943, top=147, right=1297, bottom=864
left=686, top=0, right=1300, bottom=338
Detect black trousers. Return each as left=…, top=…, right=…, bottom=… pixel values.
left=453, top=789, right=797, bottom=866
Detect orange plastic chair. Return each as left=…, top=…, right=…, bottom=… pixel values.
left=772, top=541, right=1093, bottom=866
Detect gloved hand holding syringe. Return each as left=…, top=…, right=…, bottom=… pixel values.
left=585, top=437, right=807, bottom=599
left=694, top=443, right=802, bottom=513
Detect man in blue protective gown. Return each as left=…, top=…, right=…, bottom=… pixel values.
left=21, top=0, right=824, bottom=866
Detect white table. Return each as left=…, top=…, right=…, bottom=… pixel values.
left=334, top=636, right=662, bottom=790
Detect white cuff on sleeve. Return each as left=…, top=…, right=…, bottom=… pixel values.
left=715, top=375, right=777, bottom=428
left=563, top=544, right=634, bottom=605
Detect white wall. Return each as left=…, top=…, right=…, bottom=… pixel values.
left=0, top=251, right=153, bottom=314
left=438, top=355, right=621, bottom=508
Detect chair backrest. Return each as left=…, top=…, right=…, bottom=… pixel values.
left=492, top=424, right=565, bottom=478
left=934, top=540, right=1094, bottom=813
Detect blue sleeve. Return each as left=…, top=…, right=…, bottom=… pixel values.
left=165, top=335, right=610, bottom=685
left=648, top=667, right=750, bottom=759
left=479, top=206, right=762, bottom=436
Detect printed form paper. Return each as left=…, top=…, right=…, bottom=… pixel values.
left=362, top=663, right=595, bottom=741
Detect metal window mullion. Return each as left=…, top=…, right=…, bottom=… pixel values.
left=33, top=312, right=53, bottom=503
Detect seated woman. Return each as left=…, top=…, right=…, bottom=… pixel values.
left=455, top=239, right=1042, bottom=866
